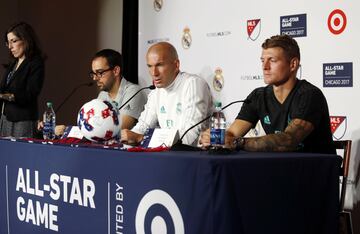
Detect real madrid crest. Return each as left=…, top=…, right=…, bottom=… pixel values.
left=213, top=68, right=224, bottom=92
left=176, top=102, right=182, bottom=115
left=153, top=0, right=163, bottom=12
left=182, top=27, right=192, bottom=49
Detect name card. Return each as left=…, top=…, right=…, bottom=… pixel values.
left=62, top=126, right=84, bottom=139
left=148, top=128, right=179, bottom=148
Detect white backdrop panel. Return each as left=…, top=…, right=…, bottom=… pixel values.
left=139, top=0, right=359, bottom=209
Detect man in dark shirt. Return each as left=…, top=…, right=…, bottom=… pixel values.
left=200, top=34, right=335, bottom=154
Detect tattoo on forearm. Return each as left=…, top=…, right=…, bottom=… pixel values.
left=244, top=119, right=313, bottom=152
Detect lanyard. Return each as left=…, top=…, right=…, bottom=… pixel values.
left=1, top=102, right=5, bottom=115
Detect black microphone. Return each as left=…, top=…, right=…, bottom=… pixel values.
left=118, top=85, right=155, bottom=110
left=170, top=99, right=250, bottom=151
left=55, top=81, right=94, bottom=113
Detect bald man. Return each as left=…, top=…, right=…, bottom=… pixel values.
left=121, top=42, right=213, bottom=146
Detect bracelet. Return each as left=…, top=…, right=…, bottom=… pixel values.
left=233, top=137, right=245, bottom=151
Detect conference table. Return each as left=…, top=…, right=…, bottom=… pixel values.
left=0, top=138, right=341, bottom=234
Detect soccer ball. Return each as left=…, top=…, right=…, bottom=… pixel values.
left=77, top=99, right=120, bottom=142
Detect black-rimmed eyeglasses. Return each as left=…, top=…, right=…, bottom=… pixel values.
left=89, top=67, right=113, bottom=79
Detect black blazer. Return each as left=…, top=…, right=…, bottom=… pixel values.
left=0, top=56, right=44, bottom=122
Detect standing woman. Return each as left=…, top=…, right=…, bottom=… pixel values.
left=0, top=22, right=45, bottom=137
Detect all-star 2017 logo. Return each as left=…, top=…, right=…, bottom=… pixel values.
left=213, top=68, right=224, bottom=92
left=323, top=62, right=353, bottom=87
left=330, top=116, right=347, bottom=140
left=247, top=19, right=261, bottom=41
left=280, top=13, right=307, bottom=37
left=181, top=27, right=192, bottom=49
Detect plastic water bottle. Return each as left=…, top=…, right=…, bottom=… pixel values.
left=210, top=101, right=226, bottom=148
left=43, top=102, right=56, bottom=140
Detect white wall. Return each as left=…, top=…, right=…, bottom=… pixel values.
left=98, top=0, right=123, bottom=52
left=0, top=0, right=18, bottom=73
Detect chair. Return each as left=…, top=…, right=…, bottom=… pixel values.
left=334, top=140, right=353, bottom=234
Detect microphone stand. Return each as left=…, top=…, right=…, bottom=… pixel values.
left=55, top=82, right=94, bottom=113
left=118, top=85, right=155, bottom=110
left=170, top=99, right=249, bottom=152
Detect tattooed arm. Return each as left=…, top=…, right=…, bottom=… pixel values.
left=239, top=118, right=314, bottom=152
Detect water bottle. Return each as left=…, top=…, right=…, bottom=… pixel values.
left=43, top=102, right=56, bottom=140
left=210, top=101, right=226, bottom=148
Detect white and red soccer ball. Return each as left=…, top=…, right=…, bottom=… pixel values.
left=77, top=99, right=120, bottom=142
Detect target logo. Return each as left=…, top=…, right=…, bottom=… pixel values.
left=328, top=9, right=347, bottom=35
left=135, top=190, right=184, bottom=234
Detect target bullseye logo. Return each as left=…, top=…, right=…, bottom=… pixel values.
left=328, top=9, right=347, bottom=35
left=135, top=189, right=184, bottom=234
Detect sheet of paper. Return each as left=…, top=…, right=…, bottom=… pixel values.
left=67, top=126, right=84, bottom=139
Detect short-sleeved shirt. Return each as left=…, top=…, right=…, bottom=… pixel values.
left=237, top=79, right=335, bottom=154
left=97, top=78, right=147, bottom=127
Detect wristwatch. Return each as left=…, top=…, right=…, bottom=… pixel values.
left=233, top=137, right=246, bottom=151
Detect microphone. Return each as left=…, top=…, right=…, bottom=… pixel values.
left=55, top=81, right=94, bottom=113
left=170, top=99, right=250, bottom=151
left=118, top=85, right=155, bottom=110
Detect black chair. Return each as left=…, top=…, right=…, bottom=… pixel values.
left=334, top=140, right=353, bottom=234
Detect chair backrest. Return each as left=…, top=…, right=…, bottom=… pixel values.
left=333, top=140, right=352, bottom=211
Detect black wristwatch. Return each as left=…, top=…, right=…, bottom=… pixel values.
left=233, top=137, right=246, bottom=151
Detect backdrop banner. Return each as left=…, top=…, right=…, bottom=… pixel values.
left=138, top=0, right=360, bottom=209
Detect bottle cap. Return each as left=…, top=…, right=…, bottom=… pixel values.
left=214, top=101, right=222, bottom=108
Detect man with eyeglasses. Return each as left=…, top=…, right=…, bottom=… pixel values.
left=47, top=49, right=147, bottom=137
left=121, top=42, right=213, bottom=146
left=90, top=49, right=147, bottom=129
